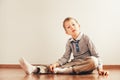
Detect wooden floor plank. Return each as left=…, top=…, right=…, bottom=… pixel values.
left=0, top=68, right=120, bottom=80
left=0, top=64, right=120, bottom=69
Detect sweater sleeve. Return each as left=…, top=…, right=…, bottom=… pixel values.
left=56, top=40, right=72, bottom=65
left=84, top=35, right=103, bottom=70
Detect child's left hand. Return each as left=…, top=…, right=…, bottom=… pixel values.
left=98, top=70, right=109, bottom=76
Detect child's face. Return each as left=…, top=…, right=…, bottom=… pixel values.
left=64, top=19, right=80, bottom=36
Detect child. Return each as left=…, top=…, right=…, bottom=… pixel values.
left=19, top=17, right=108, bottom=75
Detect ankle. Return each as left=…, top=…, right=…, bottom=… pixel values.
left=33, top=67, right=40, bottom=74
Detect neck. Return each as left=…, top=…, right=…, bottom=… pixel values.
left=72, top=32, right=80, bottom=40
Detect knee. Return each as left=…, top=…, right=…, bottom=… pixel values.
left=87, top=56, right=98, bottom=69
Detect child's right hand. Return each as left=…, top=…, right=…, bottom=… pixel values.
left=49, top=63, right=59, bottom=73
left=49, top=64, right=56, bottom=73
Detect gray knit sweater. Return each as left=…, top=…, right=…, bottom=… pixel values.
left=57, top=32, right=102, bottom=69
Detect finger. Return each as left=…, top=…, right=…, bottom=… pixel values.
left=50, top=66, right=54, bottom=72
left=105, top=71, right=109, bottom=76
left=105, top=72, right=107, bottom=75
left=99, top=72, right=104, bottom=75
left=51, top=67, right=53, bottom=71
left=101, top=72, right=104, bottom=75
left=101, top=71, right=108, bottom=76
left=49, top=66, right=53, bottom=72
left=99, top=72, right=102, bottom=75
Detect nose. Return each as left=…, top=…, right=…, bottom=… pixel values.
left=70, top=26, right=74, bottom=30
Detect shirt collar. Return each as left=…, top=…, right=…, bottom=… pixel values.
left=69, top=32, right=83, bottom=42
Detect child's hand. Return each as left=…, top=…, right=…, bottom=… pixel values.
left=98, top=70, right=109, bottom=76
left=49, top=63, right=59, bottom=73
left=49, top=64, right=56, bottom=73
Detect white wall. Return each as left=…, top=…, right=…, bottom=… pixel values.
left=0, top=0, right=120, bottom=65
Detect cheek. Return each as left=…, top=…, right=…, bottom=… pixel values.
left=76, top=26, right=80, bottom=30
left=66, top=30, right=71, bottom=34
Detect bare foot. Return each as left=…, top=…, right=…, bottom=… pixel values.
left=19, top=57, right=37, bottom=74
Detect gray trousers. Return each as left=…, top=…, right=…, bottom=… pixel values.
left=58, top=56, right=98, bottom=74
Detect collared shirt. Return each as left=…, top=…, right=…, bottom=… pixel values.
left=70, top=32, right=83, bottom=53
left=57, top=32, right=102, bottom=69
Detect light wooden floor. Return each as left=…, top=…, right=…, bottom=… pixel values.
left=0, top=68, right=120, bottom=80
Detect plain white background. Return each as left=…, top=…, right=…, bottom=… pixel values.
left=0, top=0, right=120, bottom=65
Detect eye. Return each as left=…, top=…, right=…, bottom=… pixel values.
left=72, top=24, right=75, bottom=26
left=67, top=26, right=70, bottom=29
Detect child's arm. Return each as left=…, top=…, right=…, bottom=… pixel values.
left=85, top=34, right=109, bottom=76
left=49, top=40, right=72, bottom=73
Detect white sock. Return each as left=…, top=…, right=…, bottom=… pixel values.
left=19, top=57, right=36, bottom=74
left=54, top=67, right=73, bottom=74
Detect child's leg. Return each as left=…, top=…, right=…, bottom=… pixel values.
left=53, top=56, right=98, bottom=74
left=72, top=56, right=98, bottom=74
left=53, top=59, right=83, bottom=74
left=35, top=65, right=49, bottom=74
left=54, top=67, right=73, bottom=74
left=19, top=57, right=49, bottom=74
left=19, top=57, right=37, bottom=74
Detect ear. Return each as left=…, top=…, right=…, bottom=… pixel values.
left=65, top=30, right=70, bottom=35
left=78, top=24, right=80, bottom=28
left=78, top=24, right=80, bottom=30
